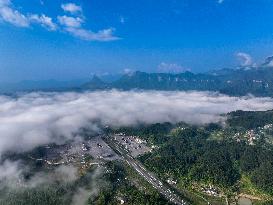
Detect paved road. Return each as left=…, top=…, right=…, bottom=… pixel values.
left=103, top=136, right=188, bottom=205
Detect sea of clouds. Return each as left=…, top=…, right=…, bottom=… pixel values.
left=1, top=90, right=273, bottom=155
left=0, top=90, right=273, bottom=203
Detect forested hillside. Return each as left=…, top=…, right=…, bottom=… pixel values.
left=111, top=110, right=273, bottom=204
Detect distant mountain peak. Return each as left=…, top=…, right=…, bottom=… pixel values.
left=91, top=75, right=104, bottom=83
left=82, top=75, right=107, bottom=89
left=80, top=67, right=273, bottom=97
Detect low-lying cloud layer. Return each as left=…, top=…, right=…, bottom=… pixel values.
left=1, top=90, right=273, bottom=155
left=0, top=160, right=102, bottom=205
left=0, top=160, right=78, bottom=189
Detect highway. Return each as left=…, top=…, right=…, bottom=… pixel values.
left=103, top=136, right=188, bottom=205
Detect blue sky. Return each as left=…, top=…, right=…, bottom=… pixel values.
left=1, top=0, right=273, bottom=82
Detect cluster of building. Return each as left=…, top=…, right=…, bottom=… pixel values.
left=167, top=178, right=177, bottom=185
left=114, top=134, right=152, bottom=157
left=233, top=130, right=258, bottom=145
left=30, top=136, right=119, bottom=172
left=232, top=123, right=273, bottom=145
left=263, top=123, right=273, bottom=129
left=200, top=185, right=220, bottom=197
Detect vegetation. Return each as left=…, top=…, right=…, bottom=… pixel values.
left=0, top=184, right=74, bottom=205
left=0, top=160, right=172, bottom=205
left=90, top=161, right=171, bottom=205
left=2, top=110, right=273, bottom=204
left=227, top=110, right=273, bottom=129
left=113, top=110, right=273, bottom=203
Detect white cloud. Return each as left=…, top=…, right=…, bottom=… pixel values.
left=64, top=27, right=120, bottom=41
left=25, top=165, right=78, bottom=187
left=236, top=52, right=253, bottom=67
left=0, top=160, right=23, bottom=187
left=0, top=160, right=104, bottom=205
left=57, top=14, right=119, bottom=41
left=262, top=56, right=273, bottom=67
left=0, top=1, right=120, bottom=42
left=29, top=14, right=57, bottom=30
left=0, top=0, right=9, bottom=6
left=58, top=15, right=83, bottom=28
left=0, top=90, right=273, bottom=155
left=123, top=68, right=134, bottom=74
left=0, top=0, right=56, bottom=31
left=57, top=3, right=120, bottom=41
left=61, top=3, right=82, bottom=14
left=0, top=0, right=29, bottom=27
left=158, top=62, right=187, bottom=73
left=0, top=160, right=79, bottom=189
left=71, top=167, right=103, bottom=205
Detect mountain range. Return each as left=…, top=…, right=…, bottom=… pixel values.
left=2, top=63, right=273, bottom=97
left=82, top=66, right=273, bottom=97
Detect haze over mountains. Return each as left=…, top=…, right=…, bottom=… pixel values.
left=83, top=66, right=273, bottom=97
left=0, top=79, right=89, bottom=93
left=2, top=56, right=273, bottom=97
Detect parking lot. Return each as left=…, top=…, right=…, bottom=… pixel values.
left=113, top=134, right=152, bottom=157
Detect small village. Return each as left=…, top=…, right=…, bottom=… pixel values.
left=231, top=123, right=273, bottom=145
